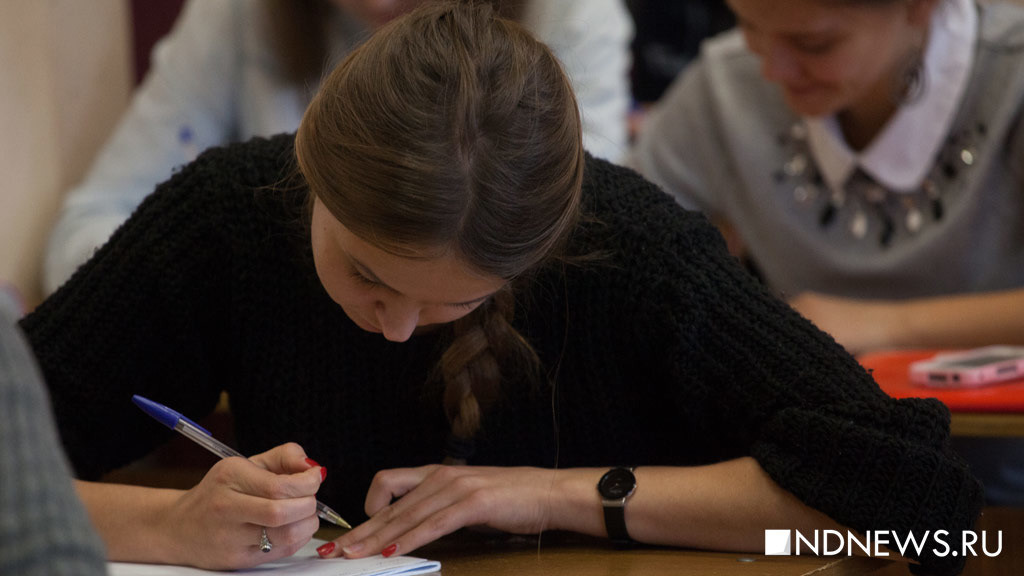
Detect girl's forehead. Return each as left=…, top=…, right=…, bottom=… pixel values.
left=728, top=0, right=889, bottom=31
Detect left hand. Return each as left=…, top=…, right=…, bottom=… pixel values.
left=321, top=465, right=569, bottom=559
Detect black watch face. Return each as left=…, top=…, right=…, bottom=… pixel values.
left=599, top=468, right=636, bottom=499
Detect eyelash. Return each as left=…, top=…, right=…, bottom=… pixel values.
left=349, top=268, right=481, bottom=310
left=794, top=41, right=834, bottom=55
left=349, top=268, right=380, bottom=287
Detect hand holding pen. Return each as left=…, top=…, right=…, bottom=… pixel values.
left=133, top=395, right=350, bottom=529
left=133, top=395, right=350, bottom=567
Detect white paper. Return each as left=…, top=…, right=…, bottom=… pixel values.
left=108, top=539, right=440, bottom=576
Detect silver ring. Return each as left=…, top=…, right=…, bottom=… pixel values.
left=259, top=527, right=273, bottom=553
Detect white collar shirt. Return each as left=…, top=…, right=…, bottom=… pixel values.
left=805, top=0, right=977, bottom=194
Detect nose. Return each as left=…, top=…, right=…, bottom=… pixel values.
left=760, top=42, right=800, bottom=84
left=375, top=300, right=419, bottom=342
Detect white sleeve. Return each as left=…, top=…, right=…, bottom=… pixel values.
left=43, top=0, right=246, bottom=295
left=524, top=0, right=633, bottom=163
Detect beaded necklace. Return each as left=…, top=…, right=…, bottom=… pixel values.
left=773, top=119, right=986, bottom=248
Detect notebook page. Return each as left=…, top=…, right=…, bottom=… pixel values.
left=108, top=539, right=440, bottom=576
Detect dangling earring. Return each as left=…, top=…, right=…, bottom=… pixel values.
left=892, top=45, right=926, bottom=105
left=903, top=52, right=926, bottom=103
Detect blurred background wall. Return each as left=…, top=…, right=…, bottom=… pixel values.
left=0, top=0, right=132, bottom=309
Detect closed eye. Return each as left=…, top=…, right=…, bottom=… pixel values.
left=349, top=268, right=381, bottom=287
left=348, top=256, right=494, bottom=310
left=791, top=37, right=836, bottom=55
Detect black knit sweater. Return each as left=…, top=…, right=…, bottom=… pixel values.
left=22, top=134, right=981, bottom=575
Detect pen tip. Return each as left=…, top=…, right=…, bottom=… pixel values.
left=325, top=510, right=352, bottom=530
left=335, top=516, right=353, bottom=530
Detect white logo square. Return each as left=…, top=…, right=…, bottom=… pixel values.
left=765, top=529, right=792, bottom=555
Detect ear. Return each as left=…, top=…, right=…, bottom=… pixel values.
left=906, top=0, right=940, bottom=28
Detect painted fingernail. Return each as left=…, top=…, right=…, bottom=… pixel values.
left=382, top=543, right=398, bottom=558
left=319, top=466, right=327, bottom=481
left=305, top=458, right=320, bottom=468
left=317, top=542, right=336, bottom=557
left=342, top=542, right=364, bottom=556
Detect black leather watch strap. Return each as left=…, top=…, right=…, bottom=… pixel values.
left=602, top=501, right=631, bottom=544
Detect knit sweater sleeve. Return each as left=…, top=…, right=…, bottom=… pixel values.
left=581, top=159, right=983, bottom=576
left=20, top=135, right=297, bottom=481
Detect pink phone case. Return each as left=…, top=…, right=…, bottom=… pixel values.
left=909, top=346, right=1024, bottom=388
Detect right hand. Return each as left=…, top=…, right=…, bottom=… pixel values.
left=157, top=442, right=325, bottom=569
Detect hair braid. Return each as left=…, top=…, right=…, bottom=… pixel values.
left=440, top=286, right=538, bottom=464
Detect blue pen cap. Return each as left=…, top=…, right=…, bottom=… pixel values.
left=132, top=395, right=212, bottom=435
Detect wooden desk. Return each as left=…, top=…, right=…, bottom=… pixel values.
left=962, top=507, right=1024, bottom=576
left=951, top=412, right=1024, bottom=437
left=315, top=530, right=908, bottom=576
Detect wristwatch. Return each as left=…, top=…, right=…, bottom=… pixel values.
left=597, top=466, right=637, bottom=544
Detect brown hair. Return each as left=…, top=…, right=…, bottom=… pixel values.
left=264, top=0, right=332, bottom=86
left=295, top=0, right=584, bottom=463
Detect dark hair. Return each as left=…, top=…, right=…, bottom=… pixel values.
left=295, top=0, right=584, bottom=463
left=264, top=0, right=333, bottom=86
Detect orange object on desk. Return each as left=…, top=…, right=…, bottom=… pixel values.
left=859, top=350, right=1024, bottom=412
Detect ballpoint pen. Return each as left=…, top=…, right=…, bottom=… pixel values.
left=132, top=394, right=352, bottom=529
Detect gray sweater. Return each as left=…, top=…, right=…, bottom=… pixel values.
left=0, top=305, right=108, bottom=575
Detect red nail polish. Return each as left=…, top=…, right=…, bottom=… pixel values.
left=317, top=542, right=336, bottom=557
left=305, top=458, right=320, bottom=468
left=320, top=466, right=327, bottom=481
left=382, top=544, right=397, bottom=558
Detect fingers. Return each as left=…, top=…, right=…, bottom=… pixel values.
left=207, top=455, right=322, bottom=527
left=328, top=466, right=485, bottom=559
left=364, top=465, right=440, bottom=516
left=250, top=442, right=320, bottom=474
left=223, top=456, right=323, bottom=500
left=348, top=487, right=483, bottom=559
left=168, top=468, right=322, bottom=570
left=254, top=513, right=321, bottom=558
left=199, top=517, right=319, bottom=568
left=318, top=465, right=559, bottom=561
left=243, top=442, right=328, bottom=499
left=165, top=442, right=332, bottom=570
